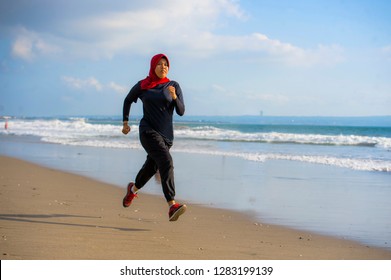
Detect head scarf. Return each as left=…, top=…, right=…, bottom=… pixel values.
left=140, top=54, right=170, bottom=90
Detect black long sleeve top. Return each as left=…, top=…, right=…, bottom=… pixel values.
left=123, top=80, right=185, bottom=144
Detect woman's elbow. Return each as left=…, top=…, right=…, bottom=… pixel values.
left=177, top=107, right=185, bottom=116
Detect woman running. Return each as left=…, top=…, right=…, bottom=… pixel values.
left=122, top=53, right=186, bottom=221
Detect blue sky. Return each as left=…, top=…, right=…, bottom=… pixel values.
left=1, top=0, right=390, bottom=117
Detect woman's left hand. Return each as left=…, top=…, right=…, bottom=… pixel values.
left=168, top=86, right=177, bottom=100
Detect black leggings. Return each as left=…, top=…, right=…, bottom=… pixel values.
left=135, top=130, right=175, bottom=202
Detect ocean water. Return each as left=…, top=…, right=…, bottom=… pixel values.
left=2, top=115, right=390, bottom=173
left=1, top=115, right=390, bottom=249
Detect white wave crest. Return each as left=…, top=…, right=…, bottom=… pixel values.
left=175, top=126, right=391, bottom=149
left=2, top=118, right=390, bottom=172
left=174, top=148, right=391, bottom=172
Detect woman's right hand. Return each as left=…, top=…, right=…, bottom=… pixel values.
left=122, top=122, right=131, bottom=135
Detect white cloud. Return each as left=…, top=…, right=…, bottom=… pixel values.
left=108, top=82, right=127, bottom=94
left=11, top=35, right=34, bottom=61
left=62, top=76, right=127, bottom=94
left=11, top=27, right=62, bottom=61
left=9, top=0, right=344, bottom=66
left=63, top=0, right=343, bottom=65
left=61, top=0, right=247, bottom=57
left=62, top=76, right=103, bottom=91
left=204, top=33, right=344, bottom=66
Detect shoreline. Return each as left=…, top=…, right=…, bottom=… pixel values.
left=1, top=133, right=391, bottom=250
left=1, top=155, right=390, bottom=260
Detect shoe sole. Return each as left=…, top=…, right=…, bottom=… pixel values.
left=169, top=204, right=187, bottom=222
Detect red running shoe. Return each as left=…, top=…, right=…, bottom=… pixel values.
left=123, top=182, right=137, bottom=208
left=169, top=203, right=187, bottom=221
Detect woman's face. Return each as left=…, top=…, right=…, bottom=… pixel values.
left=154, top=58, right=169, bottom=79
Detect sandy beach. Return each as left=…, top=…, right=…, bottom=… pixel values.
left=1, top=155, right=390, bottom=260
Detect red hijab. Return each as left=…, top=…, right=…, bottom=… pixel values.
left=140, top=54, right=170, bottom=90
